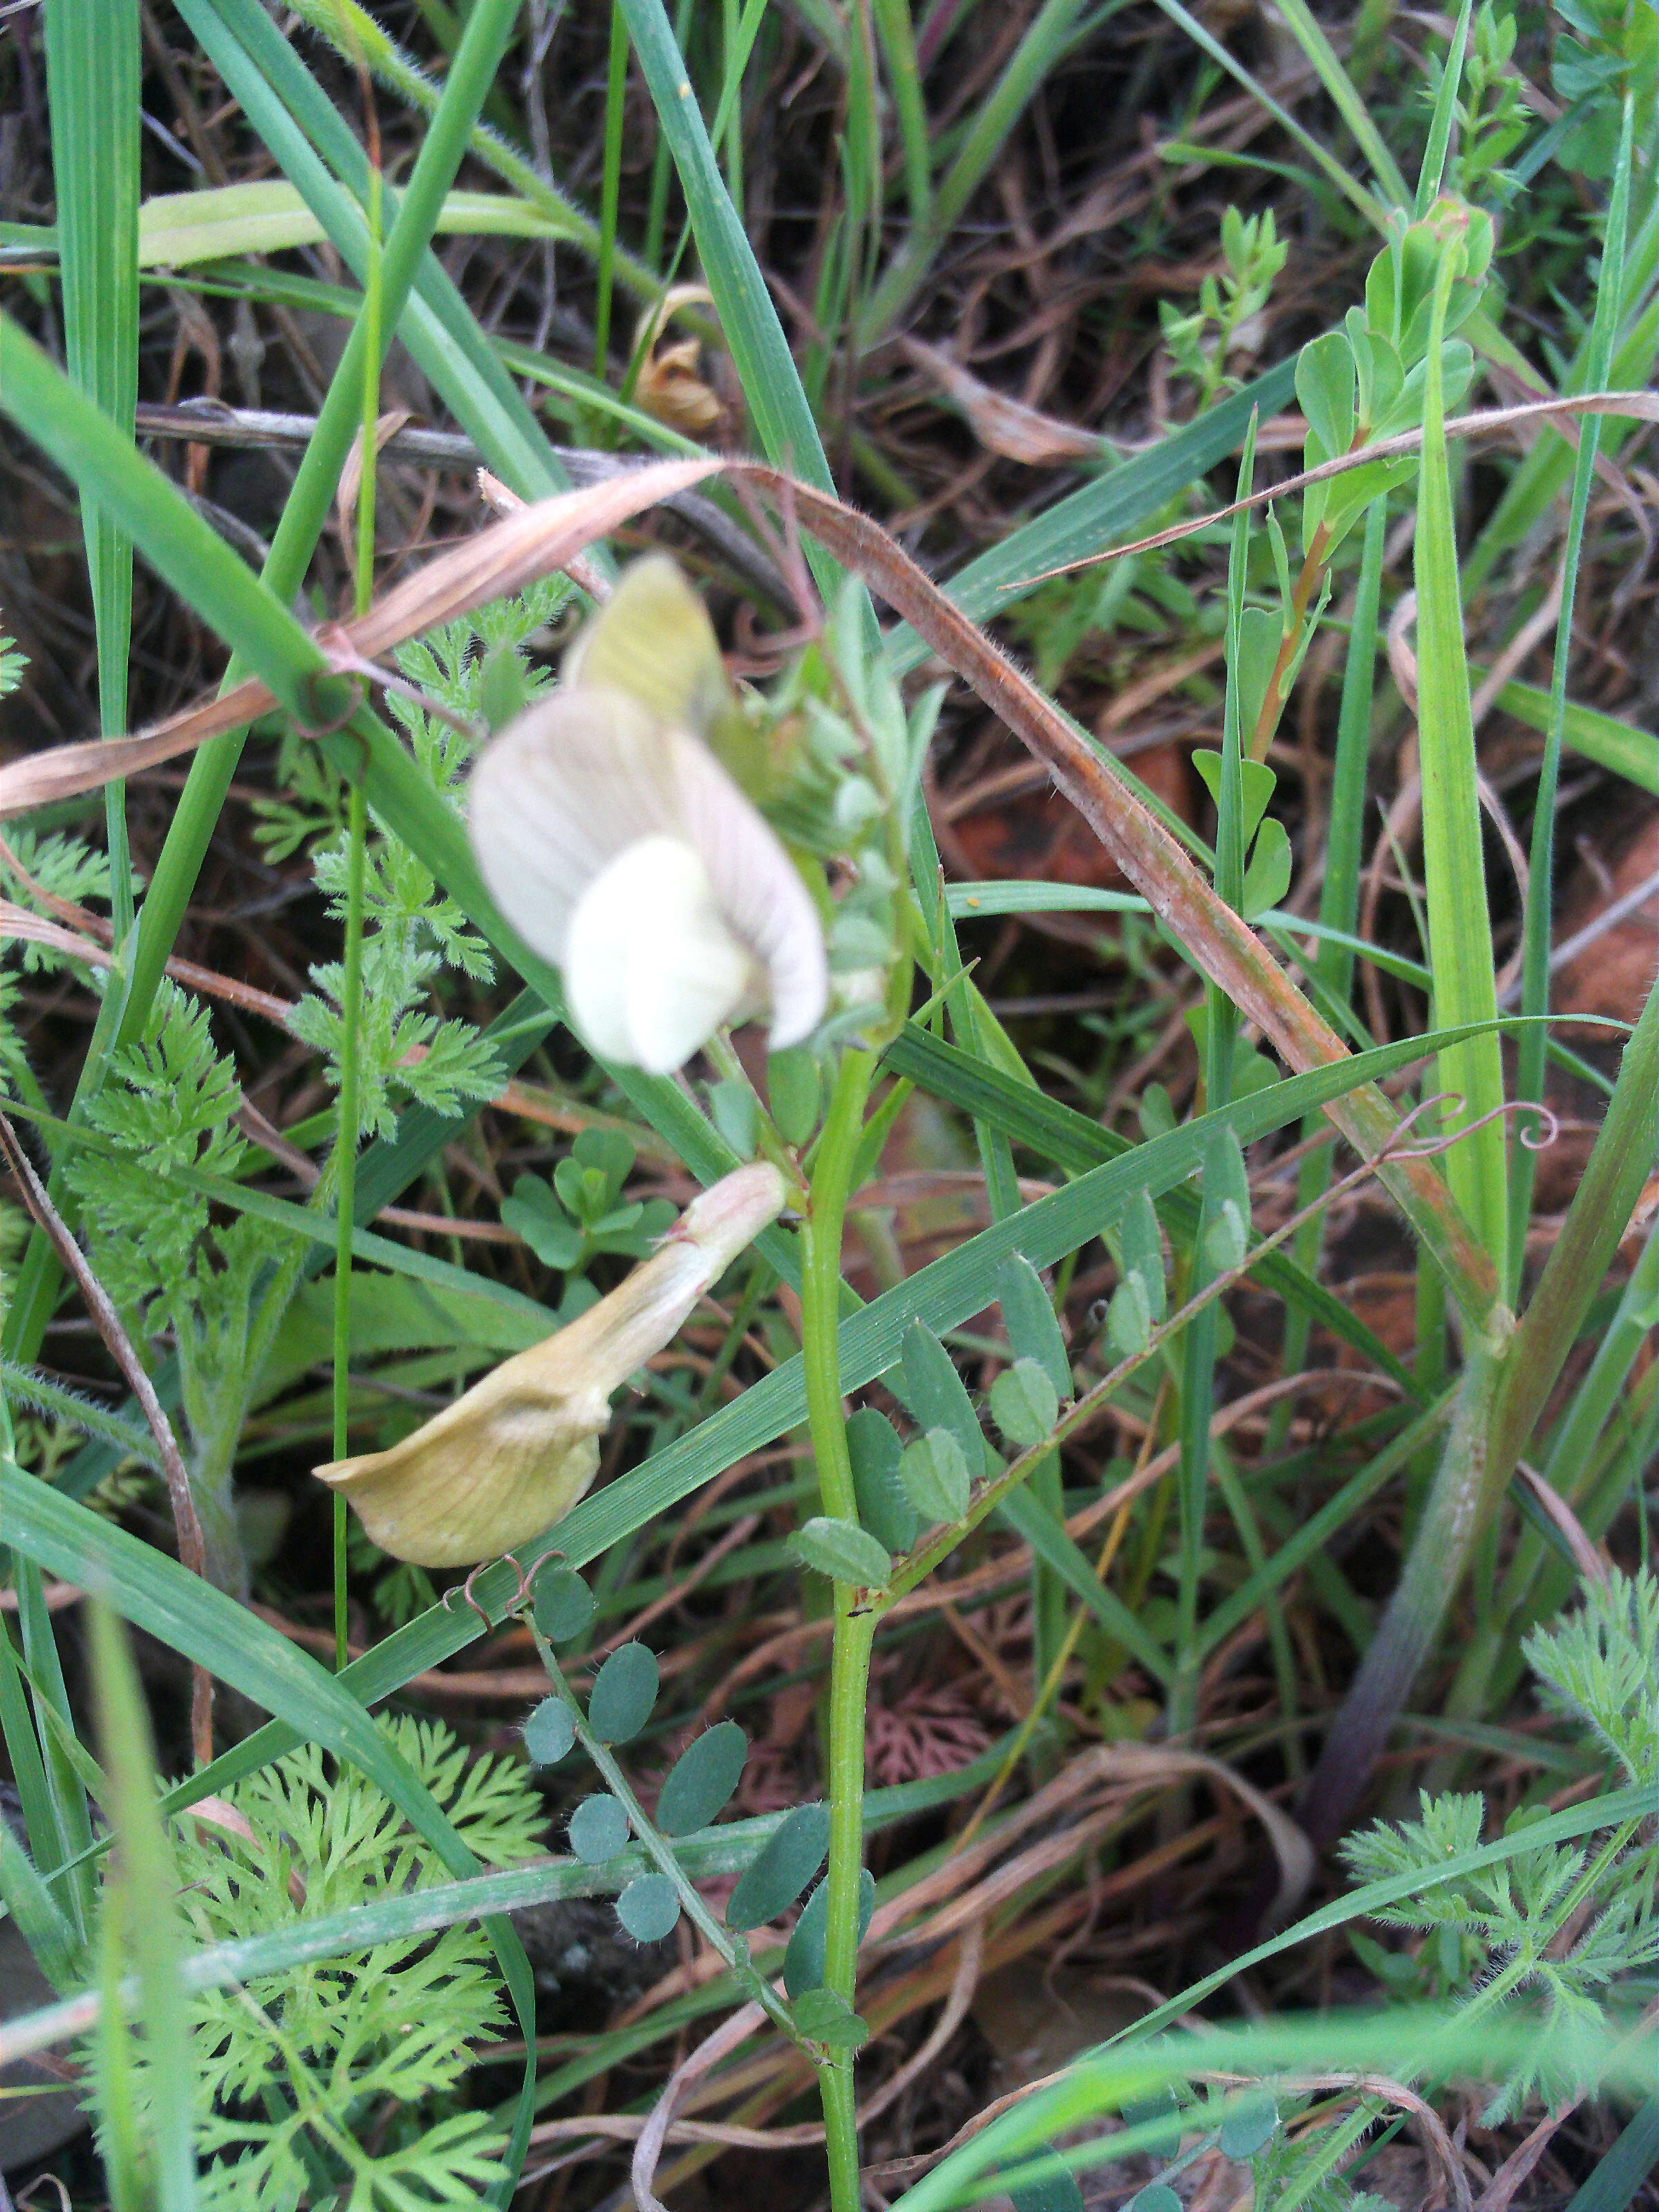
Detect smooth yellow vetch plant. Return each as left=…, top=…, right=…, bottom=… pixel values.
left=315, top=1162, right=787, bottom=1564
left=469, top=556, right=827, bottom=1074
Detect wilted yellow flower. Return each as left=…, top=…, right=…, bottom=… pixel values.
left=316, top=1163, right=787, bottom=1566
left=468, top=557, right=827, bottom=1076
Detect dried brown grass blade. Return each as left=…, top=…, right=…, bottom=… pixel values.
left=901, top=336, right=1103, bottom=463
left=0, top=456, right=719, bottom=818
left=335, top=407, right=414, bottom=554
left=632, top=2000, right=767, bottom=2212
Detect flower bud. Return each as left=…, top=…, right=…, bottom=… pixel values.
left=316, top=1163, right=787, bottom=1566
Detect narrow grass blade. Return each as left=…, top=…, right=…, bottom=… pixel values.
left=1562, top=2095, right=1659, bottom=2211
left=1492, top=980, right=1657, bottom=1488
left=897, top=1981, right=1653, bottom=2212
left=1145, top=0, right=1390, bottom=234
left=0, top=1610, right=91, bottom=1950
left=1413, top=227, right=1509, bottom=1283
left=187, top=0, right=582, bottom=507
left=1271, top=497, right=1387, bottom=1438
left=1304, top=966, right=1653, bottom=1846
left=87, top=1602, right=198, bottom=2210
left=1262, top=0, right=1409, bottom=208
left=856, top=0, right=1101, bottom=344
left=1414, top=0, right=1473, bottom=214
left=281, top=0, right=663, bottom=302
left=870, top=0, right=933, bottom=225
left=43, top=0, right=140, bottom=937
left=619, top=0, right=836, bottom=504
left=883, top=359, right=1299, bottom=675
left=0, top=1815, right=83, bottom=1994
left=1464, top=212, right=1656, bottom=596
left=1488, top=679, right=1657, bottom=796
left=997, top=1486, right=1171, bottom=1683
left=1199, top=1391, right=1454, bottom=1657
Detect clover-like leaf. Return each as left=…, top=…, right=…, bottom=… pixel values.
left=616, top=1874, right=680, bottom=1943
left=789, top=1986, right=869, bottom=2049
left=989, top=1359, right=1059, bottom=1451
left=588, top=1644, right=659, bottom=1743
left=790, top=1516, right=893, bottom=1588
left=535, top=1567, right=595, bottom=1645
left=899, top=1428, right=970, bottom=1526
left=656, top=1722, right=748, bottom=1837
left=522, top=1697, right=576, bottom=1768
left=725, top=1802, right=830, bottom=1931
left=568, top=1794, right=630, bottom=1864
left=847, top=1407, right=917, bottom=1554
left=782, top=1868, right=875, bottom=1997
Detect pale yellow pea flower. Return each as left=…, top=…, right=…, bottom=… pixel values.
left=315, top=1163, right=787, bottom=1566
left=467, top=556, right=827, bottom=1075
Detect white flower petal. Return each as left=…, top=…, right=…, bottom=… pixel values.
left=669, top=733, right=829, bottom=1049
left=467, top=687, right=685, bottom=966
left=469, top=667, right=828, bottom=1067
left=565, top=836, right=757, bottom=1072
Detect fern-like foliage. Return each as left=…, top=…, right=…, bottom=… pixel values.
left=290, top=834, right=503, bottom=1144
left=63, top=982, right=305, bottom=1578
left=96, top=1716, right=548, bottom=2209
left=0, top=616, right=25, bottom=695
left=1523, top=1565, right=1659, bottom=1790
left=1340, top=1568, right=1658, bottom=2125
left=0, top=825, right=116, bottom=973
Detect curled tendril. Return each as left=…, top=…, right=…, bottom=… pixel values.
left=1381, top=1091, right=1560, bottom=1163
left=440, top=1548, right=567, bottom=1632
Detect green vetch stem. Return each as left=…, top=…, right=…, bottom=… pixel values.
left=1297, top=1313, right=1511, bottom=1850
left=799, top=1046, right=878, bottom=2212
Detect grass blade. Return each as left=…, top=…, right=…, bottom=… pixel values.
left=86, top=1601, right=198, bottom=2210
left=1412, top=221, right=1510, bottom=1283
left=1413, top=0, right=1474, bottom=214
left=1263, top=0, right=1409, bottom=209
left=282, top=0, right=663, bottom=303
left=1563, top=2095, right=1659, bottom=2211
left=1269, top=496, right=1388, bottom=1443
left=1145, top=0, right=1390, bottom=234
left=188, top=0, right=582, bottom=506
left=619, top=0, right=836, bottom=501
left=1507, top=96, right=1635, bottom=1288
left=856, top=0, right=1102, bottom=344
left=42, top=0, right=140, bottom=939
left=883, top=359, right=1299, bottom=674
